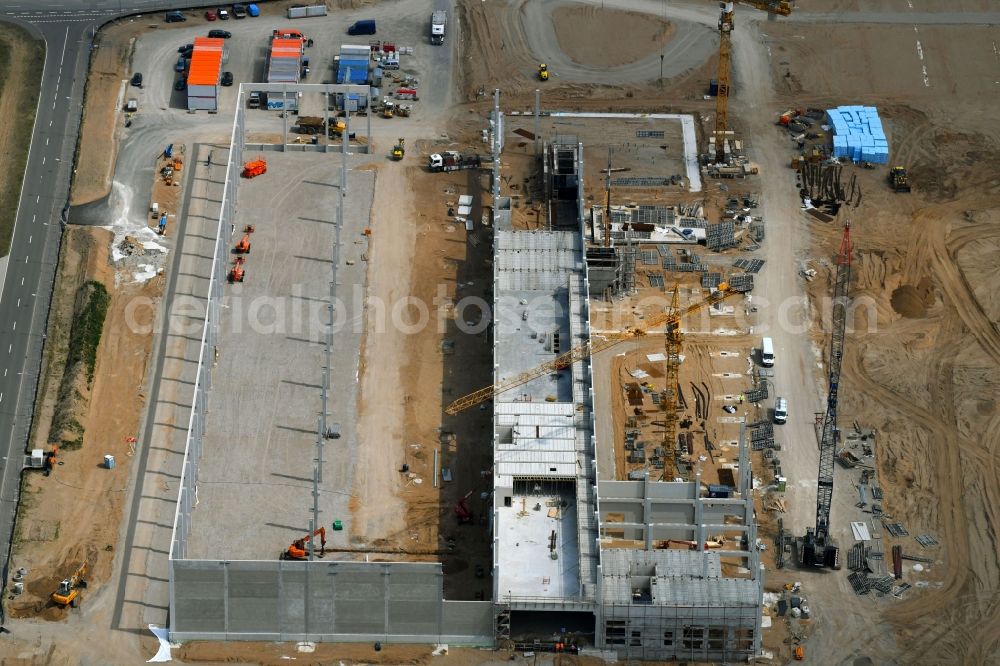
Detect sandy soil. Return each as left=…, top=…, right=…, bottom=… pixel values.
left=761, top=17, right=1000, bottom=663
left=8, top=226, right=159, bottom=618
left=71, top=21, right=141, bottom=206
left=551, top=6, right=674, bottom=69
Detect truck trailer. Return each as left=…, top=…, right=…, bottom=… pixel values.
left=428, top=151, right=481, bottom=172
left=430, top=10, right=447, bottom=45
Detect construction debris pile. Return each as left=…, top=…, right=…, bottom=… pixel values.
left=797, top=161, right=862, bottom=221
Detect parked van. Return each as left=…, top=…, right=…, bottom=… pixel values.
left=348, top=19, right=377, bottom=35
left=165, top=10, right=186, bottom=23
left=761, top=337, right=775, bottom=367
left=773, top=397, right=788, bottom=424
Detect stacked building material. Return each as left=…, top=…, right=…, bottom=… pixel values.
left=827, top=105, right=889, bottom=164
left=268, top=37, right=304, bottom=83
left=187, top=37, right=226, bottom=111
left=337, top=44, right=371, bottom=84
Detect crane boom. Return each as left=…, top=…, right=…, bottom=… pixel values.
left=799, top=223, right=851, bottom=569
left=445, top=285, right=741, bottom=415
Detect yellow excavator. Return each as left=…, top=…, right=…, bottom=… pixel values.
left=538, top=63, right=549, bottom=81
left=392, top=138, right=405, bottom=160
left=51, top=563, right=87, bottom=608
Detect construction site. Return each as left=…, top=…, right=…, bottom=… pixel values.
left=3, top=0, right=1000, bottom=663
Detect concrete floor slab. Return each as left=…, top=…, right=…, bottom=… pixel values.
left=186, top=151, right=373, bottom=560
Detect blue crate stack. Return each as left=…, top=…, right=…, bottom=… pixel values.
left=827, top=105, right=889, bottom=165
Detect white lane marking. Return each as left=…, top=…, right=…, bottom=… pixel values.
left=41, top=157, right=45, bottom=165
left=58, top=26, right=68, bottom=68
left=35, top=195, right=39, bottom=204
left=915, top=41, right=923, bottom=60
left=11, top=322, right=14, bottom=332
left=45, top=137, right=49, bottom=145
left=7, top=345, right=11, bottom=354
left=28, top=236, right=32, bottom=244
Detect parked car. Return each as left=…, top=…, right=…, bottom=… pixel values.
left=178, top=43, right=194, bottom=54
left=247, top=3, right=259, bottom=16
left=221, top=71, right=234, bottom=86
left=347, top=19, right=376, bottom=36
left=232, top=3, right=247, bottom=18
left=208, top=29, right=231, bottom=39
left=165, top=10, right=186, bottom=23
left=205, top=9, right=217, bottom=20
left=130, top=72, right=143, bottom=87
left=174, top=78, right=186, bottom=91
left=217, top=8, right=230, bottom=20
left=174, top=56, right=187, bottom=73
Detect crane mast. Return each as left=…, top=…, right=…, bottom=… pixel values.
left=714, top=2, right=735, bottom=164
left=799, top=223, right=852, bottom=569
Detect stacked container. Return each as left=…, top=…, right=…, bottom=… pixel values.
left=187, top=37, right=226, bottom=111
left=827, top=105, right=889, bottom=164
left=268, top=38, right=304, bottom=83
left=337, top=44, right=371, bottom=84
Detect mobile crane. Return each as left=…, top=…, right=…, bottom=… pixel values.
left=444, top=284, right=741, bottom=416
left=797, top=223, right=852, bottom=570
left=282, top=527, right=327, bottom=560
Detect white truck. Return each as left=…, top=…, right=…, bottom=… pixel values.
left=430, top=10, right=447, bottom=45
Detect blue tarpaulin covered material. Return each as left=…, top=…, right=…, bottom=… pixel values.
left=337, top=58, right=369, bottom=84
left=828, top=106, right=889, bottom=165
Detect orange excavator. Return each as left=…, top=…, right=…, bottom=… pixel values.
left=228, top=257, right=245, bottom=283
left=281, top=527, right=327, bottom=560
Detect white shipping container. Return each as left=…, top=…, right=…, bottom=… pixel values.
left=188, top=84, right=218, bottom=98
left=187, top=95, right=218, bottom=112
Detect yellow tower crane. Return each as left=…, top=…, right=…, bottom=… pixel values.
left=444, top=284, right=741, bottom=416
left=713, top=1, right=792, bottom=164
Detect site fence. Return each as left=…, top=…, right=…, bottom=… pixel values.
left=172, top=559, right=494, bottom=642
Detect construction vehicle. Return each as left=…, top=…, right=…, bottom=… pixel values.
left=538, top=63, right=548, bottom=81
left=228, top=257, right=245, bottom=283
left=382, top=100, right=395, bottom=118
left=740, top=0, right=791, bottom=16
left=51, top=563, right=87, bottom=608
left=888, top=166, right=911, bottom=193
left=797, top=224, right=851, bottom=571
left=391, top=138, right=405, bottom=160
left=242, top=158, right=267, bottom=178
left=396, top=104, right=413, bottom=118
left=445, top=283, right=741, bottom=414
left=281, top=527, right=327, bottom=560
left=455, top=490, right=474, bottom=524
left=428, top=151, right=481, bottom=172
left=713, top=1, right=790, bottom=163
left=793, top=645, right=805, bottom=660
left=234, top=227, right=253, bottom=254
left=430, top=9, right=447, bottom=45
left=394, top=87, right=418, bottom=101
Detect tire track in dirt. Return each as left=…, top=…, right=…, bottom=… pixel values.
left=923, top=212, right=1000, bottom=367
left=843, top=322, right=974, bottom=664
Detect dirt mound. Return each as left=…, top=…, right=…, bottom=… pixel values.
left=891, top=279, right=935, bottom=318
left=551, top=6, right=674, bottom=68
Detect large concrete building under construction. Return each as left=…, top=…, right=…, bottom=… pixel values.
left=165, top=89, right=762, bottom=661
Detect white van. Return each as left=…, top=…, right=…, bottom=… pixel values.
left=761, top=337, right=775, bottom=367
left=774, top=397, right=788, bottom=424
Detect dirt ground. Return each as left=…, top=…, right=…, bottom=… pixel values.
left=0, top=23, right=45, bottom=257
left=551, top=6, right=674, bottom=69
left=760, top=17, right=1000, bottom=664
left=71, top=20, right=141, bottom=205
left=8, top=226, right=159, bottom=618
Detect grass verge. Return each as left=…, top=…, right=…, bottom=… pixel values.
left=0, top=24, right=45, bottom=258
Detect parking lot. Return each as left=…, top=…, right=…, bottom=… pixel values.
left=125, top=1, right=453, bottom=127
